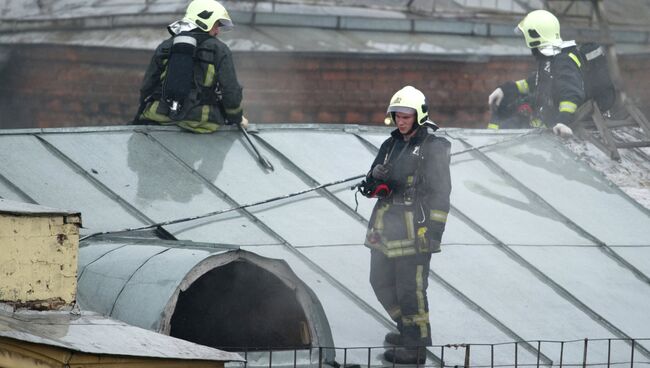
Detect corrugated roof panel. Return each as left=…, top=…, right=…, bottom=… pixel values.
left=296, top=244, right=535, bottom=366
left=241, top=244, right=393, bottom=365
left=451, top=152, right=595, bottom=245
left=77, top=244, right=169, bottom=316
left=513, top=246, right=650, bottom=351
left=431, top=245, right=620, bottom=361
left=0, top=134, right=145, bottom=231
left=482, top=137, right=650, bottom=246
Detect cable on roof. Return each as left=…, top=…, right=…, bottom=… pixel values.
left=80, top=129, right=542, bottom=241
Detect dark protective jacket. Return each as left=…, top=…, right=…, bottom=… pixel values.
left=491, top=44, right=585, bottom=129
left=364, top=126, right=452, bottom=258
left=137, top=30, right=243, bottom=133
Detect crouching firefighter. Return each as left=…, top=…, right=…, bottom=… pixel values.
left=487, top=10, right=615, bottom=136
left=134, top=0, right=246, bottom=133
left=360, top=86, right=451, bottom=364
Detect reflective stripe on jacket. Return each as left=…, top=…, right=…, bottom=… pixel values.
left=365, top=126, right=452, bottom=258
left=138, top=32, right=243, bottom=133
left=498, top=45, right=585, bottom=127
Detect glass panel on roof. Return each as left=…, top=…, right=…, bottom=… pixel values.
left=483, top=136, right=650, bottom=246
left=241, top=245, right=395, bottom=365
left=513, top=246, right=650, bottom=352
left=77, top=244, right=169, bottom=316
left=152, top=130, right=367, bottom=247
left=296, top=245, right=537, bottom=366
left=451, top=152, right=594, bottom=246
left=0, top=134, right=145, bottom=231
left=432, top=244, right=617, bottom=361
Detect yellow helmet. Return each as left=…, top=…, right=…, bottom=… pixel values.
left=517, top=9, right=561, bottom=49
left=387, top=86, right=430, bottom=126
left=185, top=0, right=234, bottom=32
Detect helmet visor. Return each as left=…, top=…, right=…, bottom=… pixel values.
left=387, top=106, right=417, bottom=115
left=218, top=18, right=234, bottom=32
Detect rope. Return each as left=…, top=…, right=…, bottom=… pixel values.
left=80, top=129, right=541, bottom=241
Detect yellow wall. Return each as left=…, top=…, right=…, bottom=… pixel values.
left=0, top=213, right=80, bottom=306
left=0, top=338, right=225, bottom=368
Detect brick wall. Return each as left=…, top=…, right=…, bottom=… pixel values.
left=1, top=43, right=649, bottom=129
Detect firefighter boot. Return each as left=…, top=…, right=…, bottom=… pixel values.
left=384, top=347, right=426, bottom=365
left=385, top=321, right=403, bottom=345
left=384, top=331, right=402, bottom=345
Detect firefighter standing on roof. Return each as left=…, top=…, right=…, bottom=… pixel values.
left=488, top=10, right=586, bottom=136
left=135, top=0, right=246, bottom=133
left=362, top=86, right=451, bottom=365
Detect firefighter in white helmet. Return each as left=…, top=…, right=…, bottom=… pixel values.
left=361, top=86, right=451, bottom=364
left=487, top=9, right=594, bottom=137
left=135, top=0, right=248, bottom=133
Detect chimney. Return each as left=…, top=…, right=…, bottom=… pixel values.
left=0, top=198, right=81, bottom=310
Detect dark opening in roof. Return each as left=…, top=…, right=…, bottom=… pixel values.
left=170, top=258, right=311, bottom=350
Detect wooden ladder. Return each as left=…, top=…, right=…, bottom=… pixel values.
left=574, top=101, right=650, bottom=161
left=546, top=0, right=650, bottom=160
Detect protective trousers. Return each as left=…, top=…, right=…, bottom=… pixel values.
left=370, top=249, right=432, bottom=347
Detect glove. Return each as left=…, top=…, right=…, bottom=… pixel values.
left=552, top=123, right=573, bottom=138
left=371, top=164, right=390, bottom=181
left=488, top=88, right=504, bottom=108
left=240, top=115, right=249, bottom=130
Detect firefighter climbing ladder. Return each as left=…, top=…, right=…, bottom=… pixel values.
left=547, top=0, right=650, bottom=160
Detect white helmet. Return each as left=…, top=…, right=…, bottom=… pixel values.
left=185, top=0, right=234, bottom=32
left=387, top=86, right=430, bottom=126
left=517, top=9, right=562, bottom=49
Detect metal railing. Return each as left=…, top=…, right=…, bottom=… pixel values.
left=223, top=339, right=650, bottom=368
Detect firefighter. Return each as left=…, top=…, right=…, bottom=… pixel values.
left=364, top=86, right=452, bottom=364
left=135, top=0, right=246, bottom=133
left=487, top=9, right=584, bottom=137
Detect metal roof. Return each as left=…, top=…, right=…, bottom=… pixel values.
left=0, top=197, right=78, bottom=216
left=0, top=125, right=649, bottom=367
left=0, top=307, right=243, bottom=361
left=2, top=1, right=650, bottom=56
left=75, top=239, right=334, bottom=351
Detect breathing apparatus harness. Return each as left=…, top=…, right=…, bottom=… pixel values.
left=156, top=30, right=220, bottom=121
left=352, top=123, right=437, bottom=211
